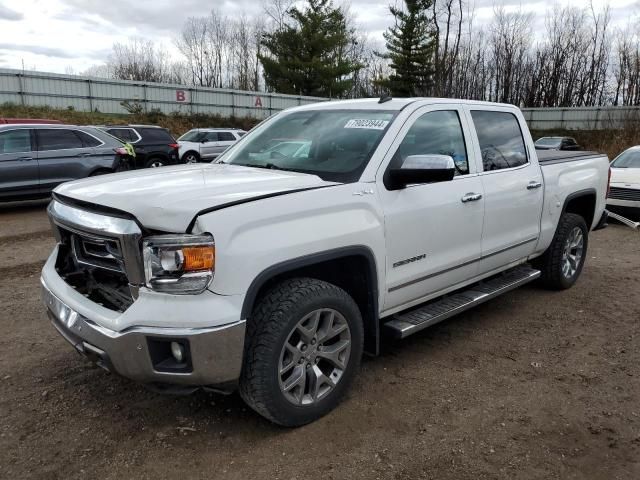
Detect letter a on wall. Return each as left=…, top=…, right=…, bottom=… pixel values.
left=255, top=96, right=263, bottom=108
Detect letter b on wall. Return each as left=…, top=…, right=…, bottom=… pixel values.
left=176, top=90, right=189, bottom=102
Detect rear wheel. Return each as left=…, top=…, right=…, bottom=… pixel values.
left=239, top=278, right=363, bottom=427
left=145, top=158, right=167, bottom=168
left=534, top=213, right=588, bottom=290
left=182, top=151, right=200, bottom=164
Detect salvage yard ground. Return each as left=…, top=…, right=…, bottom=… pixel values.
left=0, top=201, right=638, bottom=479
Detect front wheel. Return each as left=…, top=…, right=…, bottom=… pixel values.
left=534, top=213, right=588, bottom=290
left=239, top=278, right=363, bottom=427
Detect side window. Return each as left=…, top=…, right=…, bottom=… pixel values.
left=74, top=130, right=102, bottom=147
left=139, top=128, right=174, bottom=142
left=107, top=128, right=132, bottom=142
left=37, top=129, right=84, bottom=151
left=204, top=132, right=219, bottom=142
left=470, top=111, right=528, bottom=171
left=0, top=129, right=32, bottom=154
left=237, top=131, right=246, bottom=137
left=218, top=131, right=236, bottom=141
left=391, top=110, right=469, bottom=175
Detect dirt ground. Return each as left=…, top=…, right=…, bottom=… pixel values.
left=0, top=202, right=638, bottom=480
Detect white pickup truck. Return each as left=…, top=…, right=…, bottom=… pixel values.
left=41, top=98, right=610, bottom=426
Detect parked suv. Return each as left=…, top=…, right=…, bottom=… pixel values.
left=98, top=125, right=180, bottom=168
left=178, top=128, right=246, bottom=163
left=0, top=124, right=130, bottom=202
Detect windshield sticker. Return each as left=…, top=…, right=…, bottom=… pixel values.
left=344, top=119, right=390, bottom=130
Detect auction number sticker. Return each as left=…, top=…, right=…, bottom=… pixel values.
left=344, top=119, right=390, bottom=130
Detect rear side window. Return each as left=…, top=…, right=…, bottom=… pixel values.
left=75, top=130, right=102, bottom=147
left=139, top=128, right=174, bottom=143
left=471, top=111, right=528, bottom=171
left=107, top=128, right=137, bottom=142
left=37, top=129, right=83, bottom=151
left=218, top=131, right=236, bottom=141
left=0, top=129, right=32, bottom=154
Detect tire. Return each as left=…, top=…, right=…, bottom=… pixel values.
left=89, top=169, right=112, bottom=177
left=182, top=151, right=200, bottom=164
left=239, top=277, right=364, bottom=427
left=145, top=158, right=167, bottom=168
left=534, top=213, right=588, bottom=290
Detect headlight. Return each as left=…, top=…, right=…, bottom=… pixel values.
left=143, top=234, right=215, bottom=294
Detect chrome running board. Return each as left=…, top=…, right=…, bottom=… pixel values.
left=383, top=266, right=541, bottom=339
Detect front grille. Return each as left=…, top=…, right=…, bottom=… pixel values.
left=48, top=199, right=144, bottom=313
left=70, top=230, right=124, bottom=274
left=609, top=186, right=640, bottom=202
left=56, top=227, right=134, bottom=312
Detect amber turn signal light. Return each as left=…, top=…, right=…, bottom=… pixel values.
left=182, top=246, right=215, bottom=271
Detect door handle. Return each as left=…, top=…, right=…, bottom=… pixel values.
left=17, top=156, right=33, bottom=161
left=527, top=181, right=542, bottom=190
left=461, top=192, right=483, bottom=203
left=76, top=153, right=92, bottom=157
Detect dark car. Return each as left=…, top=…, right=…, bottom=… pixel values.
left=534, top=136, right=581, bottom=151
left=0, top=124, right=131, bottom=202
left=98, top=125, right=180, bottom=168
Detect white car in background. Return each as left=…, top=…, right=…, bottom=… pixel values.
left=178, top=128, right=246, bottom=163
left=607, top=146, right=640, bottom=212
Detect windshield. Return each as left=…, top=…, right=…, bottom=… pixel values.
left=535, top=137, right=562, bottom=147
left=179, top=130, right=206, bottom=142
left=612, top=149, right=640, bottom=168
left=220, top=110, right=396, bottom=182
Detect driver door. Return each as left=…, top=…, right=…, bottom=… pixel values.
left=377, top=106, right=485, bottom=313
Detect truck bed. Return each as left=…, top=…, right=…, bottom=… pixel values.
left=536, top=150, right=607, bottom=165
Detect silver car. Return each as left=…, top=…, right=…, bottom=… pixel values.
left=178, top=128, right=246, bottom=163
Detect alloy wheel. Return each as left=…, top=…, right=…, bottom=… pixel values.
left=278, top=308, right=352, bottom=406
left=562, top=226, right=584, bottom=278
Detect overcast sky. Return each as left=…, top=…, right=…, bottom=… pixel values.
left=0, top=0, right=638, bottom=74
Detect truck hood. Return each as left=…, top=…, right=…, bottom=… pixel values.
left=610, top=167, right=640, bottom=186
left=54, top=164, right=335, bottom=232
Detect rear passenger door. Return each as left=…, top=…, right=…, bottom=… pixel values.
left=216, top=131, right=237, bottom=155
left=0, top=128, right=38, bottom=199
left=36, top=128, right=91, bottom=193
left=465, top=108, right=544, bottom=274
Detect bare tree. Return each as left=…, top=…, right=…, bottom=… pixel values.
left=108, top=39, right=175, bottom=83
left=432, top=0, right=464, bottom=96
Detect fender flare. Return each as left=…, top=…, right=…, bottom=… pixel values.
left=240, top=245, right=381, bottom=355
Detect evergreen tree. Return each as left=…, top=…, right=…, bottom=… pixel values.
left=259, top=0, right=362, bottom=97
left=376, top=0, right=437, bottom=97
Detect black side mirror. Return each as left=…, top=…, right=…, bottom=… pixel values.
left=387, top=155, right=456, bottom=190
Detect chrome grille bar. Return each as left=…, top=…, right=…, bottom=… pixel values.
left=48, top=200, right=145, bottom=289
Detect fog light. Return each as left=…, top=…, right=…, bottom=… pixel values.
left=170, top=341, right=185, bottom=363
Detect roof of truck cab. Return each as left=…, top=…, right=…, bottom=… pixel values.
left=289, top=97, right=519, bottom=112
